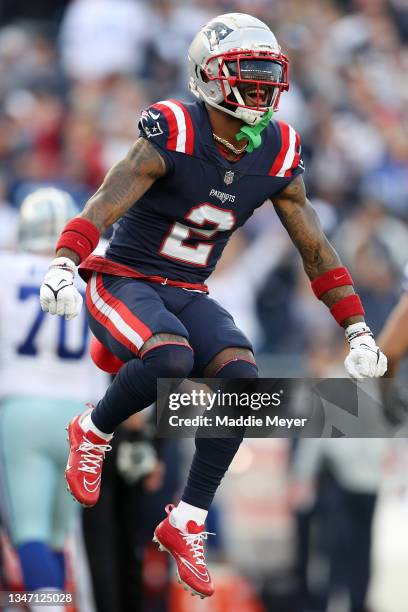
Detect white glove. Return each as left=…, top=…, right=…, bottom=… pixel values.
left=40, top=257, right=83, bottom=320
left=344, top=322, right=387, bottom=379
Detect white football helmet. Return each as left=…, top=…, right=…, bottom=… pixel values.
left=18, top=187, right=79, bottom=253
left=188, top=13, right=289, bottom=125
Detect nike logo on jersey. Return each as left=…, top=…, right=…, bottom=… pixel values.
left=333, top=273, right=346, bottom=281
left=83, top=475, right=101, bottom=493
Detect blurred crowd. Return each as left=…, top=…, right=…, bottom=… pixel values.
left=1, top=2, right=408, bottom=611
left=1, top=0, right=408, bottom=368
left=0, top=0, right=407, bottom=349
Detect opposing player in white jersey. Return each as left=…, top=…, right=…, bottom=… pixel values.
left=0, top=188, right=108, bottom=604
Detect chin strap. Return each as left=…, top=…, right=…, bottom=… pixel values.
left=235, top=109, right=274, bottom=153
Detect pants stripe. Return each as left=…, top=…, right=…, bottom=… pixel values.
left=86, top=273, right=152, bottom=354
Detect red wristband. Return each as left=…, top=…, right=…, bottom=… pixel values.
left=330, top=294, right=365, bottom=326
left=56, top=218, right=100, bottom=262
left=311, top=267, right=353, bottom=299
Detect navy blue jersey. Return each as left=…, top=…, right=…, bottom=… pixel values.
left=101, top=99, right=304, bottom=285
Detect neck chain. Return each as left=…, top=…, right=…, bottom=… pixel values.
left=212, top=132, right=247, bottom=155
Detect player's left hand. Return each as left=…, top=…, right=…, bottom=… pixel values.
left=344, top=323, right=387, bottom=379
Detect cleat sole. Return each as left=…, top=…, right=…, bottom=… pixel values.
left=152, top=533, right=212, bottom=599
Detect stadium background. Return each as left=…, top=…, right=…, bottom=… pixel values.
left=1, top=0, right=408, bottom=611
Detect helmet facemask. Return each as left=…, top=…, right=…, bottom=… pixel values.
left=204, top=50, right=289, bottom=123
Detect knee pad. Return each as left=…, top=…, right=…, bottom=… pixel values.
left=90, top=337, right=124, bottom=374
left=142, top=343, right=194, bottom=378
left=215, top=358, right=258, bottom=378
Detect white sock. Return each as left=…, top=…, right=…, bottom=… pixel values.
left=80, top=411, right=113, bottom=441
left=170, top=501, right=208, bottom=531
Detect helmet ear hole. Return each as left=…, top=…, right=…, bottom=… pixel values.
left=200, top=69, right=209, bottom=83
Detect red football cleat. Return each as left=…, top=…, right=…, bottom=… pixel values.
left=153, top=504, right=215, bottom=599
left=65, top=407, right=112, bottom=507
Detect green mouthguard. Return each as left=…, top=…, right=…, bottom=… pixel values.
left=236, top=109, right=274, bottom=153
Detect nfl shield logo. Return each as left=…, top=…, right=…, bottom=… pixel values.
left=224, top=170, right=234, bottom=185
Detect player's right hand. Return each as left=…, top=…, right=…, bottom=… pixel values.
left=40, top=257, right=83, bottom=320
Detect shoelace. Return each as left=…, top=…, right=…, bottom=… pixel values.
left=77, top=437, right=112, bottom=474
left=182, top=531, right=215, bottom=565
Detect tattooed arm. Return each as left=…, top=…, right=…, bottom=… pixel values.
left=272, top=175, right=364, bottom=327
left=57, top=137, right=166, bottom=264
left=272, top=175, right=388, bottom=377
left=40, top=138, right=166, bottom=319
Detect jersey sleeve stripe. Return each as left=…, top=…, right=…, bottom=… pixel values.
left=169, top=99, right=195, bottom=154
left=278, top=125, right=297, bottom=177
left=284, top=132, right=301, bottom=177
left=86, top=273, right=152, bottom=354
left=152, top=102, right=178, bottom=150
left=153, top=100, right=194, bottom=154
left=268, top=121, right=290, bottom=176
left=164, top=100, right=186, bottom=152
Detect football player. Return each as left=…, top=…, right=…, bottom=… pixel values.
left=0, top=188, right=108, bottom=603
left=39, top=14, right=387, bottom=599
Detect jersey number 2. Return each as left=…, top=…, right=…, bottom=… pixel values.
left=159, top=203, right=235, bottom=266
